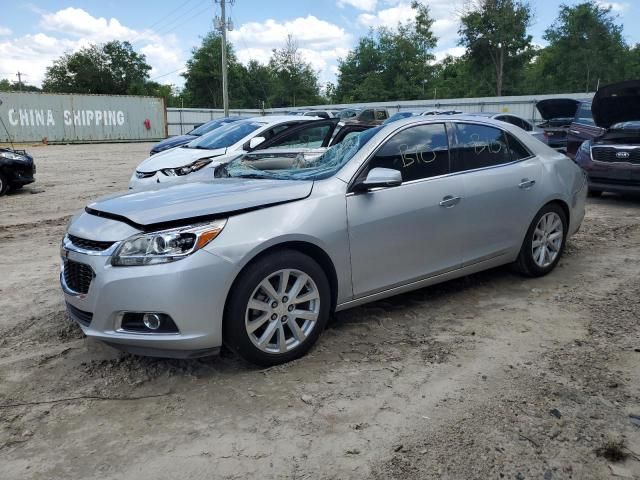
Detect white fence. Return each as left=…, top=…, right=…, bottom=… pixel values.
left=167, top=92, right=594, bottom=137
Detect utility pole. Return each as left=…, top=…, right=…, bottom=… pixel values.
left=215, top=0, right=234, bottom=117
left=15, top=72, right=26, bottom=92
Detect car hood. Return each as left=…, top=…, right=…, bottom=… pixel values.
left=536, top=98, right=581, bottom=120
left=86, top=178, right=313, bottom=229
left=592, top=80, right=640, bottom=128
left=137, top=146, right=228, bottom=172
left=151, top=134, right=196, bottom=152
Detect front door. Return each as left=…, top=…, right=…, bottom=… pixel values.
left=346, top=123, right=464, bottom=297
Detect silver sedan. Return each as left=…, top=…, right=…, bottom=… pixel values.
left=60, top=116, right=587, bottom=365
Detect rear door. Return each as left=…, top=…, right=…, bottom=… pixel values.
left=451, top=122, right=542, bottom=265
left=566, top=103, right=604, bottom=159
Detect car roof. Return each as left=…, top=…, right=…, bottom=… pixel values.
left=246, top=115, right=321, bottom=124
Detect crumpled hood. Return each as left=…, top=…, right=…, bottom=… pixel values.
left=151, top=134, right=196, bottom=152
left=592, top=80, right=640, bottom=128
left=136, top=146, right=228, bottom=173
left=87, top=178, right=313, bottom=228
left=536, top=98, right=581, bottom=120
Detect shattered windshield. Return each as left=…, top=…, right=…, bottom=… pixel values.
left=220, top=126, right=382, bottom=181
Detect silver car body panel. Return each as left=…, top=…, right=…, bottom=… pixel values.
left=61, top=116, right=587, bottom=356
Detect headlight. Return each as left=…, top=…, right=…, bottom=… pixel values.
left=579, top=140, right=591, bottom=153
left=1, top=151, right=27, bottom=161
left=111, top=219, right=226, bottom=266
left=161, top=159, right=213, bottom=177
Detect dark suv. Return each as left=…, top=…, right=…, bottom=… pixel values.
left=535, top=98, right=591, bottom=152
left=573, top=80, right=640, bottom=195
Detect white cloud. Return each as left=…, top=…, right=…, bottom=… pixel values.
left=229, top=15, right=353, bottom=84
left=595, top=1, right=630, bottom=12
left=0, top=26, right=11, bottom=36
left=0, top=7, right=185, bottom=87
left=337, top=0, right=378, bottom=12
left=433, top=46, right=465, bottom=62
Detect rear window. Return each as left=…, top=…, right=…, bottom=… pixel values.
left=188, top=120, right=265, bottom=150
left=451, top=123, right=511, bottom=172
left=575, top=103, right=594, bottom=126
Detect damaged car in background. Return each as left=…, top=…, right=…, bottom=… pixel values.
left=573, top=80, right=640, bottom=196
left=60, top=116, right=586, bottom=366
left=130, top=118, right=372, bottom=189
left=535, top=98, right=591, bottom=152
left=0, top=147, right=36, bottom=196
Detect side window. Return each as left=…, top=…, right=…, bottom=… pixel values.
left=506, top=133, right=532, bottom=161
left=452, top=123, right=511, bottom=172
left=268, top=124, right=332, bottom=149
left=366, top=123, right=449, bottom=182
left=519, top=119, right=533, bottom=131
left=359, top=110, right=375, bottom=122
left=376, top=110, right=388, bottom=120
left=576, top=103, right=594, bottom=125
left=263, top=124, right=296, bottom=140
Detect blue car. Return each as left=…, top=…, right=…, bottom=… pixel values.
left=150, top=117, right=244, bottom=155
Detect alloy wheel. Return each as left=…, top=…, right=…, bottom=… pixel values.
left=245, top=269, right=321, bottom=354
left=531, top=212, right=563, bottom=268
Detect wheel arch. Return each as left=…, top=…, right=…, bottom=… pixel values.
left=223, top=240, right=340, bottom=320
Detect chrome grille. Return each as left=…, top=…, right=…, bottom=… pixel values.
left=63, top=259, right=94, bottom=295
left=592, top=147, right=640, bottom=164
left=67, top=235, right=114, bottom=252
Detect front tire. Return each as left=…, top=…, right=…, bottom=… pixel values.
left=0, top=173, right=8, bottom=197
left=223, top=250, right=331, bottom=366
left=515, top=203, right=567, bottom=277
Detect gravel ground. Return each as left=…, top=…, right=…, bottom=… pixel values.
left=0, top=142, right=639, bottom=480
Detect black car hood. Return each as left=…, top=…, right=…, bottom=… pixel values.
left=152, top=134, right=197, bottom=152
left=536, top=98, right=581, bottom=120
left=86, top=178, right=313, bottom=230
left=592, top=80, right=640, bottom=128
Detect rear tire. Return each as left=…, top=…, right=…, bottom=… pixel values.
left=514, top=203, right=567, bottom=277
left=0, top=173, right=8, bottom=197
left=223, top=250, right=331, bottom=366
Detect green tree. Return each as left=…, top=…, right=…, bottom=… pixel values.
left=0, top=78, right=40, bottom=92
left=334, top=2, right=438, bottom=102
left=458, top=0, right=534, bottom=96
left=42, top=41, right=151, bottom=94
left=268, top=35, right=321, bottom=107
left=527, top=2, right=629, bottom=93
left=181, top=32, right=252, bottom=108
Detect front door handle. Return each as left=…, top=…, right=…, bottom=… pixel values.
left=439, top=195, right=462, bottom=208
left=569, top=129, right=580, bottom=135
left=518, top=179, right=536, bottom=189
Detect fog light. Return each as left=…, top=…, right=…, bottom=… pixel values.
left=143, top=313, right=162, bottom=330
left=120, top=312, right=179, bottom=333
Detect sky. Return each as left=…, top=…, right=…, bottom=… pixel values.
left=0, top=0, right=637, bottom=90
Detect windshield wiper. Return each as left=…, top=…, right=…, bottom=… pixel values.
left=235, top=173, right=270, bottom=179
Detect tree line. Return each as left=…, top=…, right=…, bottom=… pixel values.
left=2, top=0, right=639, bottom=107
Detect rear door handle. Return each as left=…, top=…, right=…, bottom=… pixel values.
left=569, top=129, right=580, bottom=135
left=439, top=195, right=462, bottom=208
left=518, top=179, right=536, bottom=189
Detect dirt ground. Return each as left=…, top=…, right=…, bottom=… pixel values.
left=0, top=142, right=639, bottom=480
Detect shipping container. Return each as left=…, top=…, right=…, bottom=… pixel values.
left=0, top=92, right=166, bottom=143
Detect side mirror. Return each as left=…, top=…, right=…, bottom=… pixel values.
left=248, top=136, right=266, bottom=150
left=354, top=167, right=402, bottom=192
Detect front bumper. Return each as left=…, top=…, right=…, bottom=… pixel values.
left=61, top=245, right=236, bottom=357
left=575, top=148, right=640, bottom=193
